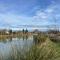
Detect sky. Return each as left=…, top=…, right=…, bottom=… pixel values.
left=0, top=0, right=60, bottom=29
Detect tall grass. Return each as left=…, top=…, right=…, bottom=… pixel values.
left=33, top=33, right=47, bottom=44
left=25, top=39, right=60, bottom=60
left=6, top=38, right=60, bottom=60
left=0, top=34, right=60, bottom=60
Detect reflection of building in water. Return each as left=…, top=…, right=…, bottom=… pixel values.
left=0, top=29, right=12, bottom=35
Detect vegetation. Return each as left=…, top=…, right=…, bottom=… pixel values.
left=9, top=29, right=12, bottom=34
left=0, top=29, right=30, bottom=40
left=1, top=33, right=59, bottom=60
left=26, top=39, right=60, bottom=60
left=22, top=29, right=25, bottom=34
left=33, top=33, right=47, bottom=44
left=5, top=38, right=60, bottom=60
left=0, top=29, right=60, bottom=60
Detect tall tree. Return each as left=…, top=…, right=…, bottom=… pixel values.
left=25, top=29, right=28, bottom=33
left=9, top=29, right=12, bottom=34
left=22, top=29, right=24, bottom=34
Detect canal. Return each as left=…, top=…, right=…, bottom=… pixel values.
left=0, top=36, right=35, bottom=60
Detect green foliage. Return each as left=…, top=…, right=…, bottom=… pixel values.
left=9, top=29, right=12, bottom=34
left=22, top=29, right=28, bottom=34
left=25, top=29, right=28, bottom=34
left=22, top=29, right=24, bottom=33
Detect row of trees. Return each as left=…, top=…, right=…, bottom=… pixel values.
left=0, top=29, right=28, bottom=35
left=22, top=29, right=28, bottom=34
left=8, top=29, right=28, bottom=34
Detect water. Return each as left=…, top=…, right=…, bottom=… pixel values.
left=0, top=36, right=34, bottom=60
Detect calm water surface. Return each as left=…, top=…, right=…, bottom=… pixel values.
left=0, top=36, right=34, bottom=60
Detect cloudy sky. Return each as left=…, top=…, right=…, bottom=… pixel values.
left=0, top=0, right=60, bottom=29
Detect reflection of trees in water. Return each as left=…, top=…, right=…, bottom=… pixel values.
left=23, top=36, right=24, bottom=40
left=22, top=29, right=28, bottom=40
left=26, top=35, right=28, bottom=40
left=33, top=35, right=38, bottom=45
left=0, top=39, right=7, bottom=43
left=23, top=35, right=28, bottom=40
left=8, top=36, right=12, bottom=42
left=0, top=36, right=13, bottom=43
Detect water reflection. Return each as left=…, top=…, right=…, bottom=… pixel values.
left=0, top=36, right=33, bottom=60
left=0, top=35, right=29, bottom=43
left=23, top=35, right=28, bottom=40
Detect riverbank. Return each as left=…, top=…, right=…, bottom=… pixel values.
left=0, top=33, right=60, bottom=60
left=0, top=32, right=32, bottom=40
left=26, top=38, right=60, bottom=60
left=6, top=38, right=60, bottom=60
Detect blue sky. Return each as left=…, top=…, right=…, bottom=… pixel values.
left=0, top=0, right=60, bottom=29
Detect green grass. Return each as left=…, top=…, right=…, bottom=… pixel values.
left=33, top=34, right=47, bottom=44
left=7, top=38, right=60, bottom=60
left=25, top=38, right=60, bottom=60
left=1, top=34, right=60, bottom=60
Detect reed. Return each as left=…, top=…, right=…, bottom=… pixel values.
left=6, top=39, right=60, bottom=60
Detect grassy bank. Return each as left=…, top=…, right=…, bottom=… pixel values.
left=24, top=38, right=60, bottom=60
left=0, top=33, right=60, bottom=60
left=6, top=37, right=60, bottom=60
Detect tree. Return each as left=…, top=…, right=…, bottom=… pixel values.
left=9, top=29, right=12, bottom=34
left=25, top=29, right=28, bottom=33
left=22, top=29, right=24, bottom=34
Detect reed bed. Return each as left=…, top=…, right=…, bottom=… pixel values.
left=5, top=39, right=60, bottom=60
left=0, top=34, right=60, bottom=60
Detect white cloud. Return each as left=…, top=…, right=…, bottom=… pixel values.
left=0, top=13, right=34, bottom=28
left=0, top=2, right=60, bottom=29
left=32, top=3, right=60, bottom=26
